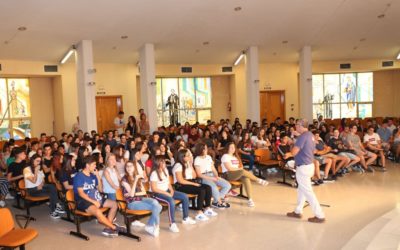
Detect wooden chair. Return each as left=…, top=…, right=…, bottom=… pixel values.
left=0, top=208, right=38, bottom=250
left=65, top=190, right=109, bottom=241
left=115, top=189, right=150, bottom=241
left=18, top=180, right=49, bottom=219
left=169, top=175, right=197, bottom=208
left=254, top=149, right=280, bottom=179
left=217, top=165, right=247, bottom=199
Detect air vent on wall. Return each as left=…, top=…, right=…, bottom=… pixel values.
left=382, top=61, right=394, bottom=67
left=222, top=66, right=232, bottom=72
left=340, top=63, right=351, bottom=69
left=181, top=67, right=192, bottom=73
left=44, top=65, right=58, bottom=72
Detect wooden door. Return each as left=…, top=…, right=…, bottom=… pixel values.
left=259, top=91, right=285, bottom=123
left=95, top=96, right=123, bottom=134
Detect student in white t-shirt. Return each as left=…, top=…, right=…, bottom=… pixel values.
left=194, top=143, right=231, bottom=209
left=102, top=154, right=121, bottom=201
left=221, top=142, right=268, bottom=207
left=364, top=126, right=386, bottom=169
left=24, top=154, right=65, bottom=218
left=114, top=111, right=126, bottom=135
left=150, top=156, right=196, bottom=233
left=172, top=149, right=217, bottom=221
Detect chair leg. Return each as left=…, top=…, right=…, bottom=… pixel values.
left=70, top=216, right=90, bottom=241
left=20, top=244, right=26, bottom=250
left=119, top=231, right=141, bottom=241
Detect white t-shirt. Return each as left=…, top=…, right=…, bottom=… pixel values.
left=23, top=167, right=45, bottom=189
left=114, top=117, right=125, bottom=134
left=172, top=163, right=194, bottom=183
left=221, top=154, right=240, bottom=173
left=28, top=150, right=37, bottom=158
left=194, top=155, right=213, bottom=174
left=149, top=170, right=169, bottom=192
left=363, top=133, right=380, bottom=145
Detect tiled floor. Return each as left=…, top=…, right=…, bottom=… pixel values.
left=6, top=162, right=400, bottom=250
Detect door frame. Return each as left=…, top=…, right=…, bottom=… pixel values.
left=259, top=90, right=286, bottom=121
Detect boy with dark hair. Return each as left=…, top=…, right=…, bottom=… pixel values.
left=73, top=156, right=124, bottom=236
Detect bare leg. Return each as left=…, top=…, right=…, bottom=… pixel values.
left=323, top=158, right=332, bottom=178
left=365, top=153, right=377, bottom=166
left=86, top=205, right=116, bottom=230
left=313, top=160, right=321, bottom=180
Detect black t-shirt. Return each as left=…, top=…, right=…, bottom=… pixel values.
left=43, top=157, right=52, bottom=183
left=7, top=161, right=26, bottom=178
left=59, top=169, right=77, bottom=192
left=219, top=138, right=231, bottom=148
left=277, top=144, right=294, bottom=162
left=328, top=137, right=345, bottom=153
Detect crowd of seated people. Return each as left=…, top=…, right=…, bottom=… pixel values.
left=0, top=114, right=399, bottom=237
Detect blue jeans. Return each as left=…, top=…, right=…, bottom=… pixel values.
left=127, top=198, right=162, bottom=226
left=153, top=190, right=189, bottom=224
left=201, top=177, right=231, bottom=202
left=105, top=193, right=116, bottom=201
left=241, top=153, right=255, bottom=170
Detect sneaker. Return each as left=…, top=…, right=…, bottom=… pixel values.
left=312, top=180, right=320, bottom=186
left=0, top=200, right=5, bottom=208
left=286, top=211, right=302, bottom=219
left=247, top=199, right=255, bottom=207
left=5, top=193, right=14, bottom=200
left=195, top=213, right=209, bottom=221
left=258, top=179, right=269, bottom=186
left=145, top=225, right=159, bottom=237
left=317, top=179, right=324, bottom=185
left=204, top=208, right=218, bottom=217
left=222, top=202, right=230, bottom=208
left=102, top=227, right=118, bottom=237
left=211, top=202, right=225, bottom=209
left=227, top=189, right=239, bottom=197
left=308, top=216, right=326, bottom=223
left=169, top=223, right=180, bottom=233
left=182, top=217, right=196, bottom=225
left=55, top=204, right=66, bottom=214
left=50, top=211, right=61, bottom=219
left=131, top=220, right=146, bottom=227
left=176, top=204, right=183, bottom=211
left=153, top=226, right=160, bottom=237
left=113, top=224, right=127, bottom=233
left=322, top=177, right=335, bottom=183
left=366, top=166, right=374, bottom=173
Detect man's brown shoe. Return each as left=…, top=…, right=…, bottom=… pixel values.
left=308, top=216, right=326, bottom=223
left=286, top=211, right=302, bottom=219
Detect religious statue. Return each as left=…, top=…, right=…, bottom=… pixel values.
left=166, top=89, right=179, bottom=125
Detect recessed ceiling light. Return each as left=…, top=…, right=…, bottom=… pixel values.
left=17, top=26, right=27, bottom=31
left=360, top=38, right=366, bottom=42
left=202, top=41, right=209, bottom=46
left=377, top=14, right=385, bottom=19
left=121, top=35, right=128, bottom=39
left=234, top=6, right=242, bottom=11
left=282, top=40, right=288, bottom=44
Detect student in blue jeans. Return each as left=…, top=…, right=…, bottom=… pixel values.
left=150, top=156, right=196, bottom=233
left=121, top=161, right=162, bottom=237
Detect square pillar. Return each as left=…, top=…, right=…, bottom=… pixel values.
left=299, top=46, right=313, bottom=122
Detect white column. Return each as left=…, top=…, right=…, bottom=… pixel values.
left=299, top=46, right=313, bottom=122
left=76, top=40, right=97, bottom=132
left=139, top=43, right=157, bottom=133
left=246, top=46, right=260, bottom=124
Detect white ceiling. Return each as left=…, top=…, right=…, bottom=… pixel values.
left=0, top=0, right=399, bottom=64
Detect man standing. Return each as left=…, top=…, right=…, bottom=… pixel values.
left=285, top=119, right=325, bottom=223
left=166, top=89, right=179, bottom=125
left=114, top=111, right=125, bottom=135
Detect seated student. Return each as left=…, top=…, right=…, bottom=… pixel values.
left=24, top=154, right=65, bottom=218
left=254, top=128, right=272, bottom=149
left=277, top=135, right=295, bottom=170
left=121, top=161, right=162, bottom=237
left=346, top=125, right=377, bottom=172
left=377, top=119, right=393, bottom=151
left=194, top=143, right=231, bottom=209
left=73, top=156, right=124, bottom=237
left=328, top=129, right=360, bottom=171
left=237, top=131, right=256, bottom=171
left=145, top=146, right=162, bottom=176
left=59, top=155, right=77, bottom=192
left=216, top=130, right=232, bottom=153
left=160, top=143, right=174, bottom=167
left=102, top=154, right=121, bottom=201
left=150, top=155, right=196, bottom=233
left=364, top=126, right=387, bottom=170
left=172, top=149, right=217, bottom=221
left=221, top=142, right=268, bottom=207
left=112, top=145, right=126, bottom=177
left=7, top=147, right=27, bottom=188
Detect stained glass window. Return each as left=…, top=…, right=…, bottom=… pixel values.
left=312, top=72, right=373, bottom=119
left=0, top=78, right=31, bottom=139
left=156, top=77, right=212, bottom=126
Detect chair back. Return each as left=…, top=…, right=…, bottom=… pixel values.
left=18, top=179, right=27, bottom=198
left=0, top=208, right=15, bottom=237
left=217, top=165, right=223, bottom=174
left=255, top=149, right=272, bottom=161
left=65, top=190, right=76, bottom=211
left=115, top=189, right=126, bottom=210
